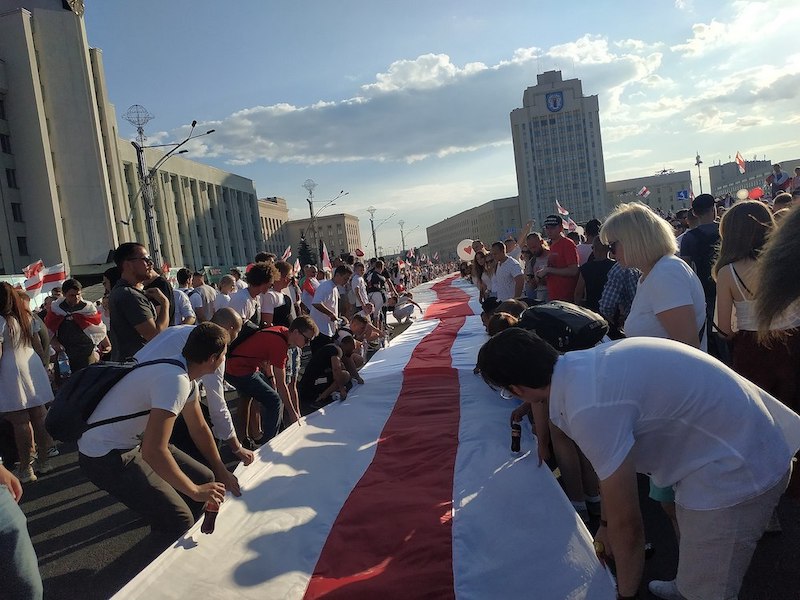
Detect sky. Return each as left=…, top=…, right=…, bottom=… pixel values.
left=84, top=0, right=800, bottom=255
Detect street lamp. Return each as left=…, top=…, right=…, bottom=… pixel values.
left=695, top=152, right=704, bottom=195
left=303, top=180, right=348, bottom=262
left=398, top=219, right=405, bottom=255
left=367, top=206, right=378, bottom=259
left=123, top=105, right=215, bottom=270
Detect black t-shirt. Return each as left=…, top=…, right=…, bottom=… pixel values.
left=680, top=223, right=720, bottom=301
left=109, top=279, right=156, bottom=361
left=578, top=258, right=615, bottom=312
left=298, top=344, right=341, bottom=396
left=144, top=276, right=176, bottom=326
left=366, top=271, right=387, bottom=294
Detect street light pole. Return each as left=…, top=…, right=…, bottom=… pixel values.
left=367, top=206, right=378, bottom=258
left=695, top=152, right=704, bottom=194
left=398, top=219, right=406, bottom=255
left=303, top=179, right=318, bottom=263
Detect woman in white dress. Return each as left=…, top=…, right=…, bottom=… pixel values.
left=0, top=283, right=54, bottom=483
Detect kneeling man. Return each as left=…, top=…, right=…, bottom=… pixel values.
left=477, top=330, right=800, bottom=600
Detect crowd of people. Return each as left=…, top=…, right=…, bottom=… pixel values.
left=0, top=241, right=454, bottom=598
left=474, top=189, right=800, bottom=600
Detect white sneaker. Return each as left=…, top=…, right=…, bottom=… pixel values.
left=15, top=464, right=38, bottom=484
left=47, top=446, right=60, bottom=457
left=648, top=579, right=686, bottom=600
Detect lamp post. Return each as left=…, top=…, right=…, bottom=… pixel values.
left=695, top=152, right=704, bottom=195
left=303, top=181, right=348, bottom=263
left=367, top=206, right=378, bottom=259
left=124, top=105, right=215, bottom=271
left=398, top=219, right=406, bottom=255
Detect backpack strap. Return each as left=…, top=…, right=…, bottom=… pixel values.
left=85, top=359, right=188, bottom=432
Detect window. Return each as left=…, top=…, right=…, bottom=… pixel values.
left=17, top=236, right=29, bottom=256
left=0, top=134, right=10, bottom=154
left=11, top=202, right=23, bottom=222
left=6, top=168, right=19, bottom=188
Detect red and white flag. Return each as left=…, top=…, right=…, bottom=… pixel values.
left=735, top=151, right=746, bottom=175
left=45, top=299, right=107, bottom=345
left=433, top=251, right=440, bottom=261
left=281, top=246, right=292, bottom=261
left=293, top=259, right=301, bottom=276
left=567, top=218, right=578, bottom=232
left=321, top=242, right=333, bottom=272
left=555, top=200, right=570, bottom=216
left=397, top=258, right=406, bottom=268
left=355, top=248, right=365, bottom=258
left=637, top=186, right=651, bottom=198
left=24, top=263, right=67, bottom=305
left=23, top=259, right=45, bottom=279
left=406, top=248, right=415, bottom=259
left=113, top=276, right=614, bottom=600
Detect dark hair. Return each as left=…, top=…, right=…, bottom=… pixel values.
left=334, top=265, right=353, bottom=278
left=585, top=219, right=602, bottom=236
left=274, top=261, right=293, bottom=278
left=181, top=322, right=228, bottom=364
left=192, top=271, right=204, bottom=280
left=254, top=252, right=270, bottom=262
left=342, top=253, right=355, bottom=266
left=177, top=268, right=191, bottom=285
left=491, top=241, right=505, bottom=251
left=773, top=193, right=792, bottom=208
left=245, top=262, right=275, bottom=287
left=0, top=282, right=34, bottom=348
left=487, top=312, right=519, bottom=336
left=62, top=278, right=82, bottom=294
left=289, top=314, right=318, bottom=337
left=113, top=242, right=146, bottom=267
left=104, top=266, right=121, bottom=288
left=477, top=328, right=559, bottom=391
left=230, top=268, right=242, bottom=279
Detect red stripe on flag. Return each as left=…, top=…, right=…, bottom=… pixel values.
left=304, top=277, right=472, bottom=599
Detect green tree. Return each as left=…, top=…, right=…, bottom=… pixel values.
left=298, top=236, right=315, bottom=266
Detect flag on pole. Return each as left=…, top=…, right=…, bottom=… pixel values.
left=555, top=200, right=570, bottom=216
left=566, top=218, right=578, bottom=232
left=433, top=251, right=439, bottom=261
left=281, top=246, right=292, bottom=261
left=735, top=151, right=746, bottom=175
left=406, top=248, right=415, bottom=259
left=637, top=186, right=651, bottom=198
left=293, top=259, right=301, bottom=276
left=321, top=242, right=333, bottom=272
left=24, top=263, right=67, bottom=307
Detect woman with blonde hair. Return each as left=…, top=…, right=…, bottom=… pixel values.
left=0, top=283, right=54, bottom=483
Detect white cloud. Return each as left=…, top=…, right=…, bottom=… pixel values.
left=361, top=53, right=487, bottom=93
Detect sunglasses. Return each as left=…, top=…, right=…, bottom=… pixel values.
left=127, top=255, right=154, bottom=265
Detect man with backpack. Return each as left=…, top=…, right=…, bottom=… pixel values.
left=679, top=194, right=719, bottom=334
left=225, top=316, right=319, bottom=445
left=76, top=323, right=239, bottom=541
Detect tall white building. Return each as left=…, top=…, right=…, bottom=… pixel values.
left=0, top=0, right=262, bottom=276
left=510, top=71, right=608, bottom=228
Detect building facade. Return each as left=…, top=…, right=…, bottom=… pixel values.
left=285, top=213, right=362, bottom=262
left=426, top=196, right=522, bottom=262
left=510, top=71, right=608, bottom=228
left=709, top=157, right=800, bottom=198
left=0, top=0, right=262, bottom=276
left=606, top=170, right=693, bottom=215
left=257, top=197, right=289, bottom=257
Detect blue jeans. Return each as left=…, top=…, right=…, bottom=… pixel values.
left=225, top=371, right=282, bottom=441
left=0, top=486, right=43, bottom=600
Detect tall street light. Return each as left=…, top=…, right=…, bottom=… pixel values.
left=124, top=105, right=215, bottom=270
left=367, top=206, right=378, bottom=259
left=304, top=179, right=348, bottom=262
left=398, top=219, right=406, bottom=255
left=695, top=152, right=704, bottom=195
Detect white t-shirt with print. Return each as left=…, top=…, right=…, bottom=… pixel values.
left=78, top=359, right=195, bottom=457
left=492, top=256, right=524, bottom=301
left=625, top=254, right=707, bottom=350
left=548, top=337, right=800, bottom=510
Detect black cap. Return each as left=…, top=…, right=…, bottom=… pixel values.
left=543, top=214, right=562, bottom=227
left=691, top=193, right=715, bottom=215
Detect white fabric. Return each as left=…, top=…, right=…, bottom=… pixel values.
left=577, top=243, right=593, bottom=265
left=625, top=254, right=707, bottom=350
left=78, top=359, right=193, bottom=457
left=235, top=278, right=247, bottom=290
left=549, top=337, right=800, bottom=510
left=171, top=289, right=196, bottom=325
left=351, top=274, right=369, bottom=307
left=259, top=290, right=284, bottom=316
left=113, top=276, right=614, bottom=600
left=134, top=326, right=235, bottom=442
left=309, top=279, right=339, bottom=337
left=0, top=315, right=54, bottom=412
left=191, top=284, right=218, bottom=320
left=492, top=256, right=523, bottom=301
left=227, top=288, right=260, bottom=321
left=177, top=287, right=203, bottom=311
left=213, top=293, right=231, bottom=313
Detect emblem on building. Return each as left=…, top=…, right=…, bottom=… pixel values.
left=546, top=91, right=564, bottom=112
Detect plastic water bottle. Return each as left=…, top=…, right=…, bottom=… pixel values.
left=201, top=500, right=219, bottom=534
left=57, top=351, right=71, bottom=378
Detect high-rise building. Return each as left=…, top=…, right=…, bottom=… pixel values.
left=0, top=0, right=262, bottom=276
left=258, top=197, right=290, bottom=257
left=285, top=213, right=363, bottom=262
left=510, top=71, right=608, bottom=228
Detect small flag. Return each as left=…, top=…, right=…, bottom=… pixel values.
left=566, top=218, right=578, bottom=232
left=293, top=258, right=301, bottom=276
left=433, top=252, right=439, bottom=260
left=281, top=245, right=292, bottom=261
left=355, top=248, right=365, bottom=257
left=555, top=200, right=570, bottom=216
left=637, top=186, right=651, bottom=198
left=321, top=242, right=333, bottom=271
left=397, top=259, right=405, bottom=268
left=23, top=259, right=45, bottom=279
left=406, top=248, right=415, bottom=259
left=24, top=262, right=67, bottom=307
left=735, top=151, right=746, bottom=175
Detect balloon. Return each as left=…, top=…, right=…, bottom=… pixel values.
left=736, top=189, right=749, bottom=201
left=456, top=239, right=475, bottom=261
left=748, top=187, right=764, bottom=200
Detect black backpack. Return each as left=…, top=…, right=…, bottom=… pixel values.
left=45, top=359, right=185, bottom=443
left=518, top=301, right=609, bottom=352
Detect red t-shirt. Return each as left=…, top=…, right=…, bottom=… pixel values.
left=225, top=326, right=289, bottom=377
left=546, top=236, right=580, bottom=301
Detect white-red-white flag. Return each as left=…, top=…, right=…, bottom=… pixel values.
left=735, top=151, right=746, bottom=175
left=281, top=246, right=292, bottom=261
left=23, top=259, right=44, bottom=279
left=355, top=248, right=365, bottom=258
left=321, top=242, right=333, bottom=272
left=566, top=218, right=578, bottom=232
left=397, top=259, right=405, bottom=268
left=406, top=248, right=415, bottom=259
left=293, top=259, right=301, bottom=276
left=24, top=263, right=67, bottom=307
left=555, top=200, right=570, bottom=216
left=433, top=251, right=439, bottom=260
left=637, top=186, right=651, bottom=199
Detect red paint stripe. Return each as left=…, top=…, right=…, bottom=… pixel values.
left=304, top=278, right=472, bottom=599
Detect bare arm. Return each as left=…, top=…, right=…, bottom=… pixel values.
left=656, top=304, right=701, bottom=348
left=182, top=398, right=241, bottom=496
left=573, top=273, right=587, bottom=305
left=272, top=366, right=299, bottom=424
left=715, top=267, right=735, bottom=337
left=513, top=274, right=524, bottom=298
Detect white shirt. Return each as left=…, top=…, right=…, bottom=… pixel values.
left=548, top=337, right=800, bottom=510
left=213, top=293, right=231, bottom=312
left=492, top=256, right=524, bottom=301
left=78, top=358, right=195, bottom=457
left=177, top=287, right=203, bottom=312
left=351, top=274, right=369, bottom=306
left=625, top=254, right=707, bottom=350
left=227, top=287, right=260, bottom=322
left=576, top=243, right=593, bottom=266
left=301, top=277, right=320, bottom=308
left=172, top=288, right=196, bottom=326
left=192, top=284, right=218, bottom=320
left=259, top=290, right=285, bottom=317
left=310, top=279, right=339, bottom=337
left=133, top=325, right=234, bottom=442
left=234, top=278, right=247, bottom=290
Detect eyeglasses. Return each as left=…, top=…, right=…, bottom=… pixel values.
left=301, top=331, right=314, bottom=346
left=127, top=255, right=154, bottom=265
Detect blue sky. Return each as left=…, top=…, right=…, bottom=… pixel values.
left=85, top=0, right=800, bottom=254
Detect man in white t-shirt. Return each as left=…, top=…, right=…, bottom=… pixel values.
left=191, top=272, right=218, bottom=322
left=350, top=262, right=373, bottom=316
left=478, top=330, right=800, bottom=600
left=78, top=323, right=241, bottom=540
left=227, top=262, right=275, bottom=323
left=310, top=265, right=353, bottom=349
left=489, top=241, right=524, bottom=301
left=172, top=287, right=196, bottom=326
left=300, top=264, right=320, bottom=313
left=176, top=268, right=203, bottom=317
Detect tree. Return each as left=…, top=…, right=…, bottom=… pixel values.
left=298, top=236, right=315, bottom=266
